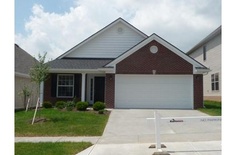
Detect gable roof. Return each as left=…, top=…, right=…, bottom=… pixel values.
left=106, top=33, right=208, bottom=71
left=57, top=18, right=148, bottom=59
left=187, top=26, right=221, bottom=55
left=15, top=44, right=38, bottom=77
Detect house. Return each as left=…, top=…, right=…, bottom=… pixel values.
left=15, top=44, right=39, bottom=109
left=44, top=18, right=209, bottom=109
left=187, top=26, right=221, bottom=102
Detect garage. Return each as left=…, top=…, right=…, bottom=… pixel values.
left=115, top=74, right=193, bottom=109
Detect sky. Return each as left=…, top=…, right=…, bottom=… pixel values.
left=14, top=0, right=221, bottom=60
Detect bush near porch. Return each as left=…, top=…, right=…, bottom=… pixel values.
left=15, top=108, right=109, bottom=136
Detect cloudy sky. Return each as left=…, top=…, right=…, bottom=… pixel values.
left=15, top=0, right=221, bottom=60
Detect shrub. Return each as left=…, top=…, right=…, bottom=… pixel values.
left=43, top=101, right=52, bottom=108
left=66, top=101, right=75, bottom=111
left=55, top=101, right=66, bottom=109
left=98, top=110, right=104, bottom=114
left=76, top=101, right=89, bottom=111
left=93, top=101, right=106, bottom=111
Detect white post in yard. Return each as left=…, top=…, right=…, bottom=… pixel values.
left=81, top=73, right=86, bottom=102
left=154, top=111, right=162, bottom=152
left=147, top=111, right=221, bottom=153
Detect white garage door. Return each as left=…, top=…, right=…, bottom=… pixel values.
left=115, top=75, right=193, bottom=109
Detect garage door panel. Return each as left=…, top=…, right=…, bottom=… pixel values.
left=115, top=75, right=193, bottom=109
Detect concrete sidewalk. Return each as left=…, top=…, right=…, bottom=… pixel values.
left=77, top=141, right=221, bottom=155
left=15, top=136, right=100, bottom=144
left=15, top=137, right=221, bottom=155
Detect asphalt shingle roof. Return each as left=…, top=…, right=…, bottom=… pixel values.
left=48, top=58, right=114, bottom=69
left=15, top=44, right=38, bottom=75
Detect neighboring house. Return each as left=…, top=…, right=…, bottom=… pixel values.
left=187, top=26, right=221, bottom=102
left=45, top=18, right=209, bottom=109
left=15, top=44, right=39, bottom=109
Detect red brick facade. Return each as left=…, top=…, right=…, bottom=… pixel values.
left=105, top=74, right=115, bottom=108
left=193, top=74, right=204, bottom=109
left=116, top=40, right=193, bottom=74
left=106, top=40, right=203, bottom=109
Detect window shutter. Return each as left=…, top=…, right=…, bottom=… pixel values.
left=51, top=74, right=57, bottom=97
left=74, top=74, right=81, bottom=99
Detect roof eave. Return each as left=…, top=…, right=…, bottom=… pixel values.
left=187, top=26, right=221, bottom=55
left=49, top=69, right=105, bottom=74
left=98, top=67, right=115, bottom=73
left=15, top=72, right=30, bottom=78
left=194, top=68, right=211, bottom=74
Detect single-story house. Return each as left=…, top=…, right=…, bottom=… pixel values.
left=44, top=18, right=209, bottom=109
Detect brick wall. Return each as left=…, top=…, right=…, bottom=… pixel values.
left=44, top=74, right=54, bottom=103
left=105, top=74, right=115, bottom=108
left=116, top=40, right=193, bottom=74
left=193, top=74, right=203, bottom=109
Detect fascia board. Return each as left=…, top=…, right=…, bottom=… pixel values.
left=193, top=68, right=211, bottom=74
left=49, top=69, right=105, bottom=74
left=97, top=67, right=115, bottom=73
left=15, top=72, right=30, bottom=78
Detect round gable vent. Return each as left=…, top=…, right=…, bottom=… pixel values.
left=117, top=27, right=123, bottom=34
left=150, top=45, right=158, bottom=54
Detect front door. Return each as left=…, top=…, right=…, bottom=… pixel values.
left=94, top=77, right=105, bottom=102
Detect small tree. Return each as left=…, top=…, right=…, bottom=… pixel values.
left=29, top=52, right=49, bottom=124
left=18, top=84, right=32, bottom=109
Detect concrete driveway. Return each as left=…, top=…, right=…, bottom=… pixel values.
left=78, top=109, right=221, bottom=155
left=98, top=109, right=221, bottom=144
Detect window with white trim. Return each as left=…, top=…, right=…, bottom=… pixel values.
left=57, top=74, right=74, bottom=97
left=211, top=73, right=219, bottom=91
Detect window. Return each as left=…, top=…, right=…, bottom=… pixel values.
left=203, top=45, right=207, bottom=61
left=211, top=73, right=219, bottom=91
left=57, top=74, right=74, bottom=97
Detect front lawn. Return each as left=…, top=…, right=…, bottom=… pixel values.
left=198, top=100, right=221, bottom=116
left=15, top=142, right=92, bottom=155
left=15, top=108, right=109, bottom=136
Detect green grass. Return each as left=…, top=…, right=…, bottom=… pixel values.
left=198, top=100, right=221, bottom=116
left=15, top=108, right=109, bottom=136
left=15, top=142, right=92, bottom=155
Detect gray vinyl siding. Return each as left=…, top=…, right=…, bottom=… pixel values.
left=65, top=22, right=146, bottom=58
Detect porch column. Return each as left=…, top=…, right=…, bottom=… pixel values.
left=81, top=73, right=86, bottom=102
left=39, top=81, right=44, bottom=106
